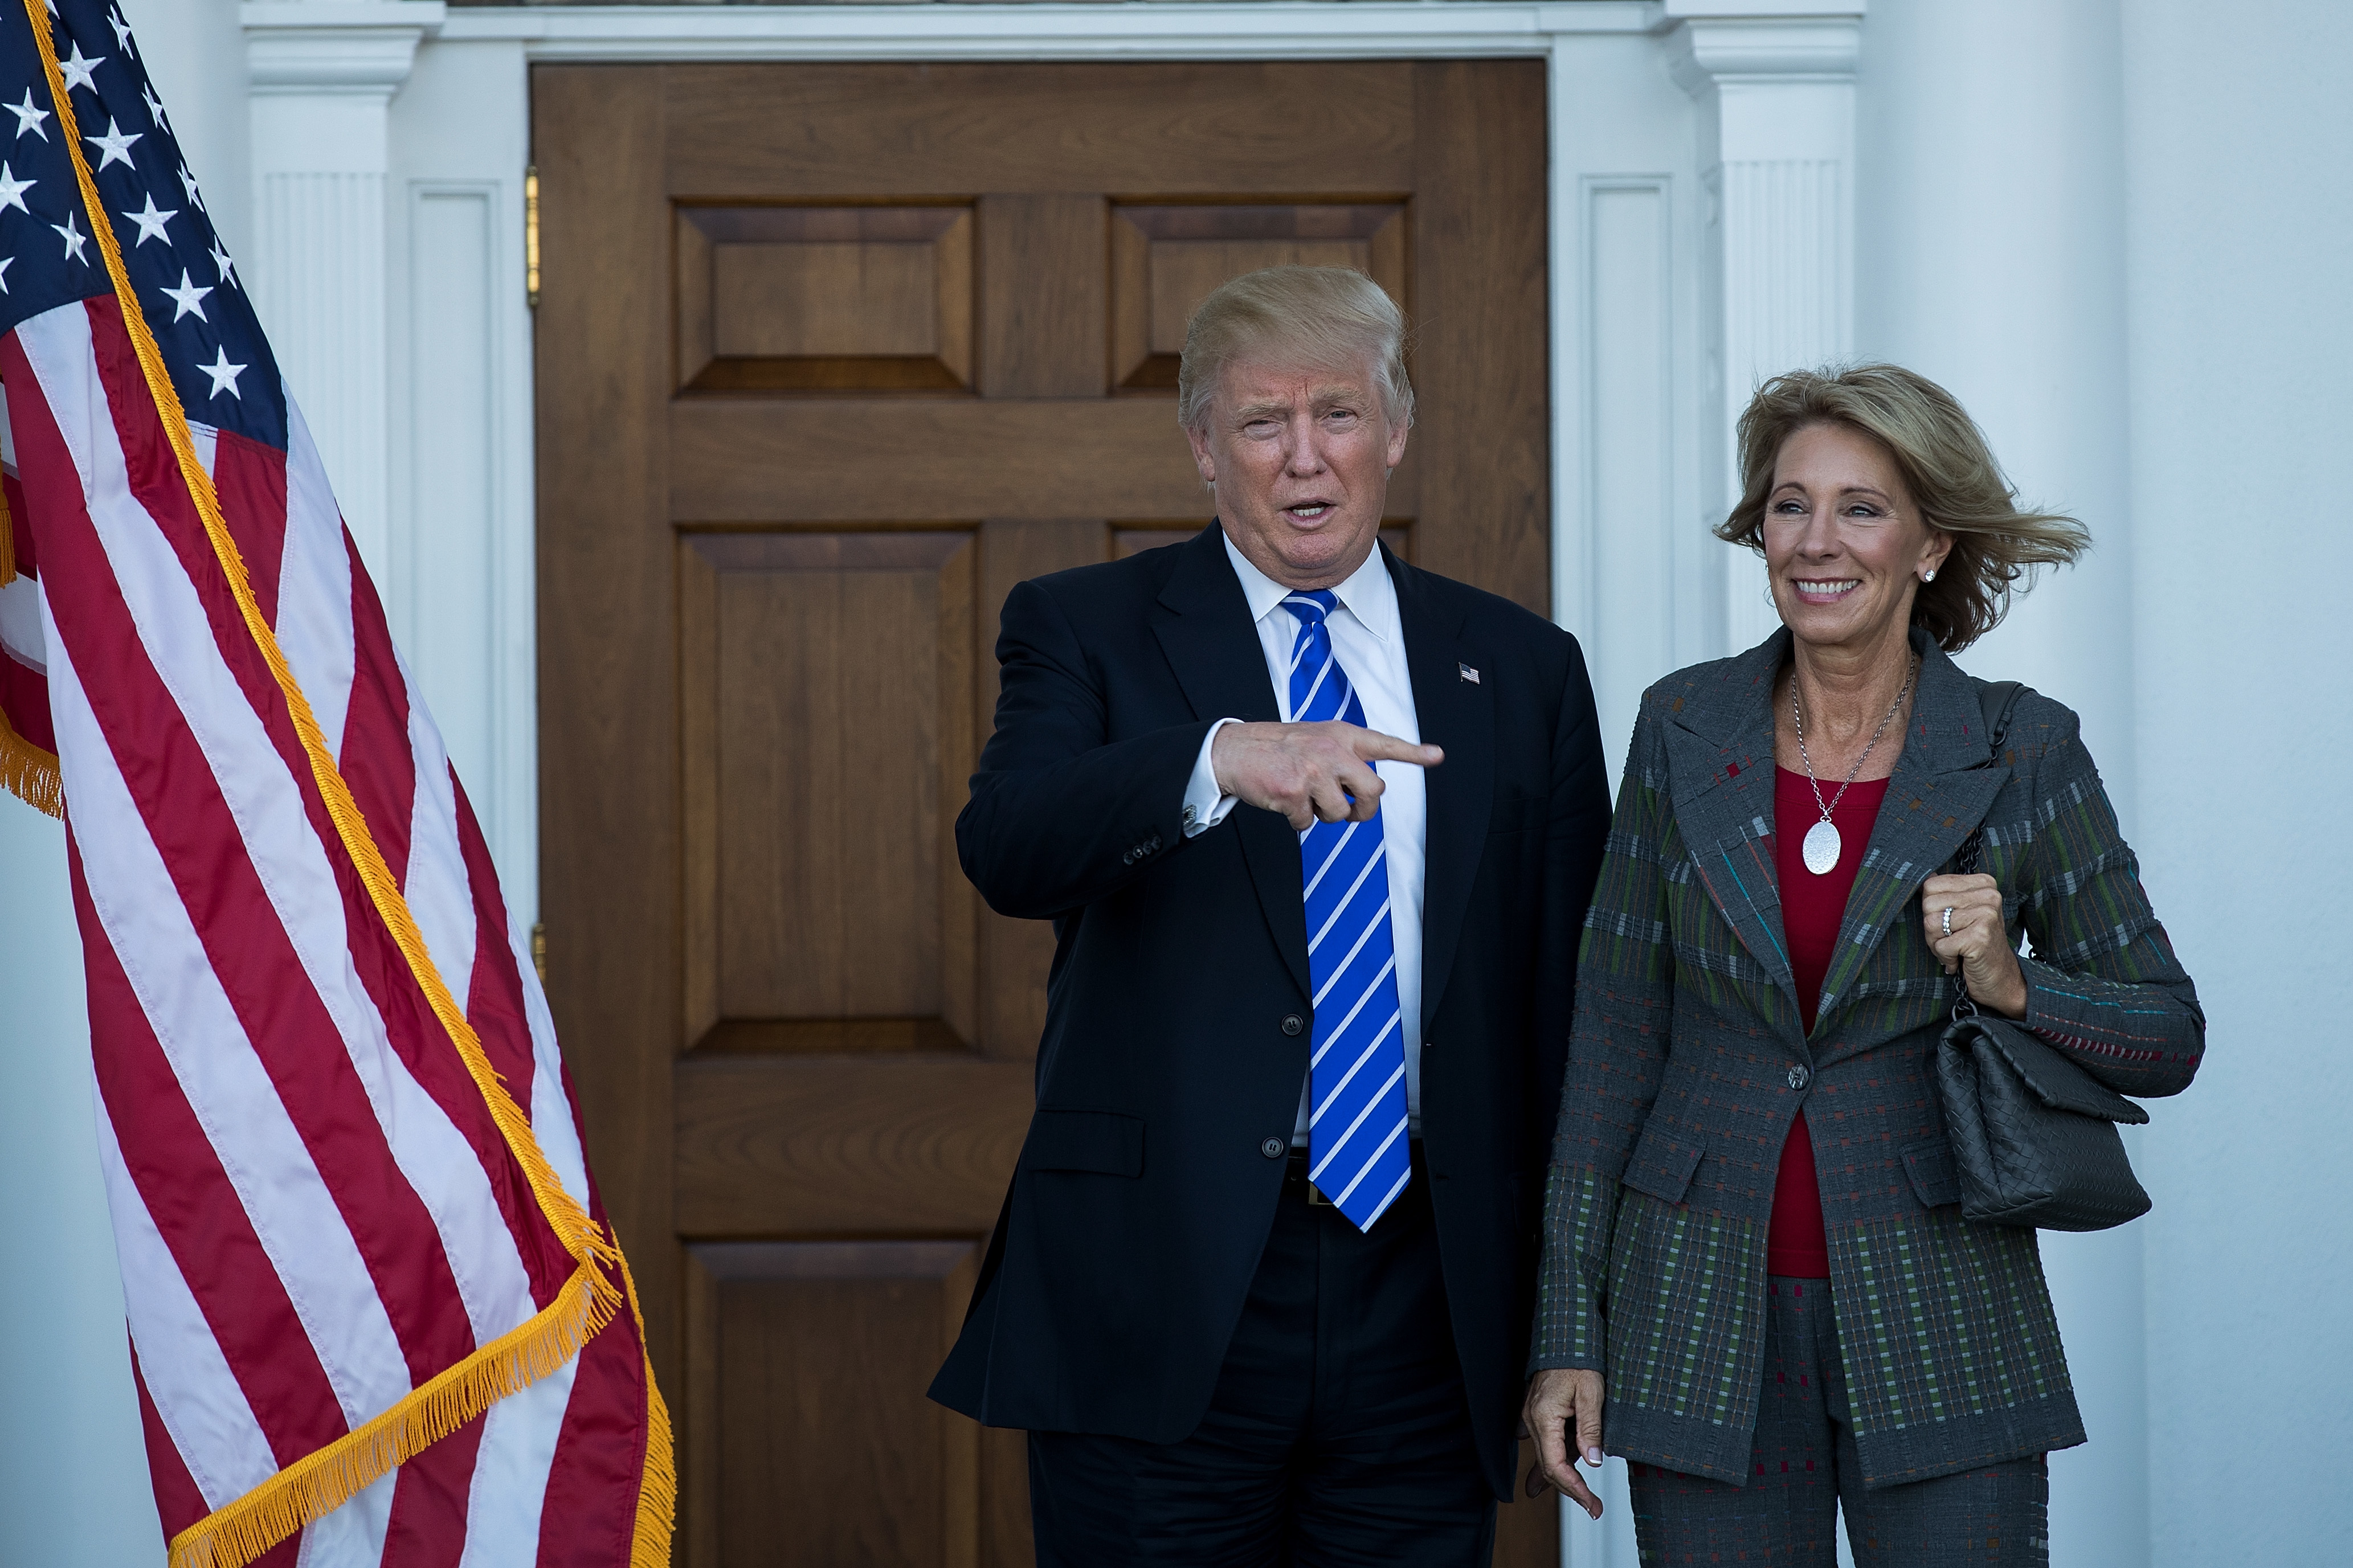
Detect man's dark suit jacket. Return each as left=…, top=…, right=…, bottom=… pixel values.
left=928, top=523, right=1610, bottom=1498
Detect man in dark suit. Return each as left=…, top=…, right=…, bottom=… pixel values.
left=929, top=267, right=1611, bottom=1562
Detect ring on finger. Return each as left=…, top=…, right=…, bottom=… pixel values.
left=1941, top=906, right=1954, bottom=937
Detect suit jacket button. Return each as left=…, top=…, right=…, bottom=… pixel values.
left=1787, top=1064, right=1811, bottom=1091
left=1260, top=1137, right=1286, bottom=1159
left=1280, top=1014, right=1305, bottom=1036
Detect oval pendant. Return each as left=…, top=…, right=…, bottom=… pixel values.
left=1801, top=818, right=1843, bottom=875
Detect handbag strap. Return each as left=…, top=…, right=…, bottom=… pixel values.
left=1947, top=680, right=2024, bottom=1020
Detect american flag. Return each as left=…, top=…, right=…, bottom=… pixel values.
left=0, top=3, right=672, bottom=1564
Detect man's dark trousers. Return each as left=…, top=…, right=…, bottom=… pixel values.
left=928, top=525, right=1612, bottom=1556
left=1028, top=1148, right=1494, bottom=1566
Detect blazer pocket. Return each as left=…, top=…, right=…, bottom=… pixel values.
left=1902, top=1138, right=1961, bottom=1209
left=1623, top=1128, right=1705, bottom=1206
left=1019, top=1109, right=1145, bottom=1178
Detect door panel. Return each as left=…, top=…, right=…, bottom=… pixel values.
left=537, top=60, right=1552, bottom=1566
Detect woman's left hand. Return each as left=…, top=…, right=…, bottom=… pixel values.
left=1919, top=872, right=2028, bottom=1018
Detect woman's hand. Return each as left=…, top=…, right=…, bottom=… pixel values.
left=1520, top=1368, right=1606, bottom=1520
left=1919, top=872, right=2027, bottom=1018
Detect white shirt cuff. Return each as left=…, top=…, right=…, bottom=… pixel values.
left=1182, top=719, right=1244, bottom=837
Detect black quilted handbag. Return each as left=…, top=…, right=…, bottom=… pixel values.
left=1933, top=682, right=2153, bottom=1232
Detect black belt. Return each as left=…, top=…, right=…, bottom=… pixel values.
left=1285, top=1141, right=1424, bottom=1208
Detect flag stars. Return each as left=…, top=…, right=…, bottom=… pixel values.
left=0, top=162, right=32, bottom=216
left=140, top=81, right=168, bottom=134
left=209, top=236, right=238, bottom=288
left=161, top=268, right=211, bottom=322
left=58, top=41, right=105, bottom=95
left=178, top=162, right=205, bottom=212
left=125, top=189, right=174, bottom=245
left=109, top=7, right=137, bottom=58
left=7, top=88, right=49, bottom=141
left=200, top=346, right=246, bottom=400
left=51, top=208, right=87, bottom=264
left=85, top=116, right=140, bottom=171
left=0, top=257, right=13, bottom=295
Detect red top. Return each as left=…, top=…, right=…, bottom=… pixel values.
left=1767, top=766, right=1892, bottom=1278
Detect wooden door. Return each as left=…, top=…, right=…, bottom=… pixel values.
left=534, top=62, right=1552, bottom=1566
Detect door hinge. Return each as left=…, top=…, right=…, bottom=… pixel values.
left=524, top=165, right=541, bottom=310
left=530, top=920, right=548, bottom=984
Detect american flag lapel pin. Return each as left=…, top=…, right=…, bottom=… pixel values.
left=1459, top=662, right=1481, bottom=685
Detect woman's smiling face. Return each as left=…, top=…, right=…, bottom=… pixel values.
left=1762, top=420, right=1952, bottom=653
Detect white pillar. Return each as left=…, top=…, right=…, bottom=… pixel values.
left=242, top=1, right=444, bottom=583
left=1852, top=10, right=2144, bottom=1559
left=1666, top=6, right=1865, bottom=657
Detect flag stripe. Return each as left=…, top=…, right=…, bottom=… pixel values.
left=35, top=300, right=555, bottom=1341
left=331, top=533, right=416, bottom=886
left=452, top=775, right=537, bottom=1110
left=131, top=1338, right=215, bottom=1542
left=85, top=1037, right=281, bottom=1507
left=455, top=1355, right=578, bottom=1565
left=77, top=841, right=353, bottom=1464
left=537, top=1309, right=648, bottom=1567
left=27, top=350, right=422, bottom=1427
left=272, top=395, right=357, bottom=767
left=210, top=424, right=286, bottom=631
left=379, top=1412, right=488, bottom=1567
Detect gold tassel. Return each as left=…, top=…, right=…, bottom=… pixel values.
left=168, top=1264, right=622, bottom=1568
left=0, top=477, right=16, bottom=587
left=623, top=1252, right=677, bottom=1565
left=0, top=700, right=59, bottom=818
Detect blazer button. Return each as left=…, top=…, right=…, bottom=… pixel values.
left=1280, top=1014, right=1305, bottom=1036
left=1787, top=1064, right=1811, bottom=1091
left=1260, top=1137, right=1286, bottom=1159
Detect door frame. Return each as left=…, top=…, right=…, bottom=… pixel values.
left=268, top=3, right=1862, bottom=1559
left=319, top=0, right=1863, bottom=902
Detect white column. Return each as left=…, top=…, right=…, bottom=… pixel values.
left=1852, top=11, right=2144, bottom=1561
left=1665, top=5, right=1865, bottom=657
left=242, top=1, right=444, bottom=582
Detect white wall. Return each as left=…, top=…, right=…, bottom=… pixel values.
left=2119, top=2, right=2353, bottom=1562
left=1856, top=6, right=2148, bottom=1565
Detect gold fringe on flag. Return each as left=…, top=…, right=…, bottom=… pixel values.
left=167, top=1263, right=618, bottom=1568
left=0, top=476, right=17, bottom=586
left=0, top=698, right=59, bottom=818
left=24, top=2, right=672, bottom=1559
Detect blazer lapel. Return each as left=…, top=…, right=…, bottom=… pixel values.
left=1149, top=525, right=1312, bottom=1001
left=1812, top=634, right=2009, bottom=1033
left=1390, top=551, right=1493, bottom=1030
left=1661, top=634, right=1800, bottom=1020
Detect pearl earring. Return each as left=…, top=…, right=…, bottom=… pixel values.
left=1923, top=568, right=1937, bottom=583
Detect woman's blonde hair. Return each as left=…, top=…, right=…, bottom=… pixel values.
left=1176, top=267, right=1414, bottom=433
left=1718, top=364, right=2089, bottom=652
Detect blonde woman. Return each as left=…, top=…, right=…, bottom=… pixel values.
left=1522, top=365, right=2203, bottom=1562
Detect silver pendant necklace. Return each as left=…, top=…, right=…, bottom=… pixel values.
left=1791, top=657, right=1917, bottom=876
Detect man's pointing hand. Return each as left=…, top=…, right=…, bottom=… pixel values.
left=1211, top=720, right=1444, bottom=832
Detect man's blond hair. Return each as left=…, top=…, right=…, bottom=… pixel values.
left=1176, top=267, right=1414, bottom=432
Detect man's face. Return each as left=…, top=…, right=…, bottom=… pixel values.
left=1186, top=354, right=1409, bottom=591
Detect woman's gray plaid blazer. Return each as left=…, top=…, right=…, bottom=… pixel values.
left=1533, top=628, right=2204, bottom=1488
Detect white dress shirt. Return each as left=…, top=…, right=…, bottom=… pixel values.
left=1181, top=533, right=1427, bottom=1140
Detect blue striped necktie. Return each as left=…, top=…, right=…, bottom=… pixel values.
left=1283, top=591, right=1412, bottom=1231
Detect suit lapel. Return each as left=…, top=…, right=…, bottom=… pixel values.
left=1149, top=526, right=1311, bottom=1000
left=1812, top=637, right=2009, bottom=1032
left=1660, top=635, right=1800, bottom=1018
left=1391, top=552, right=1493, bottom=1030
